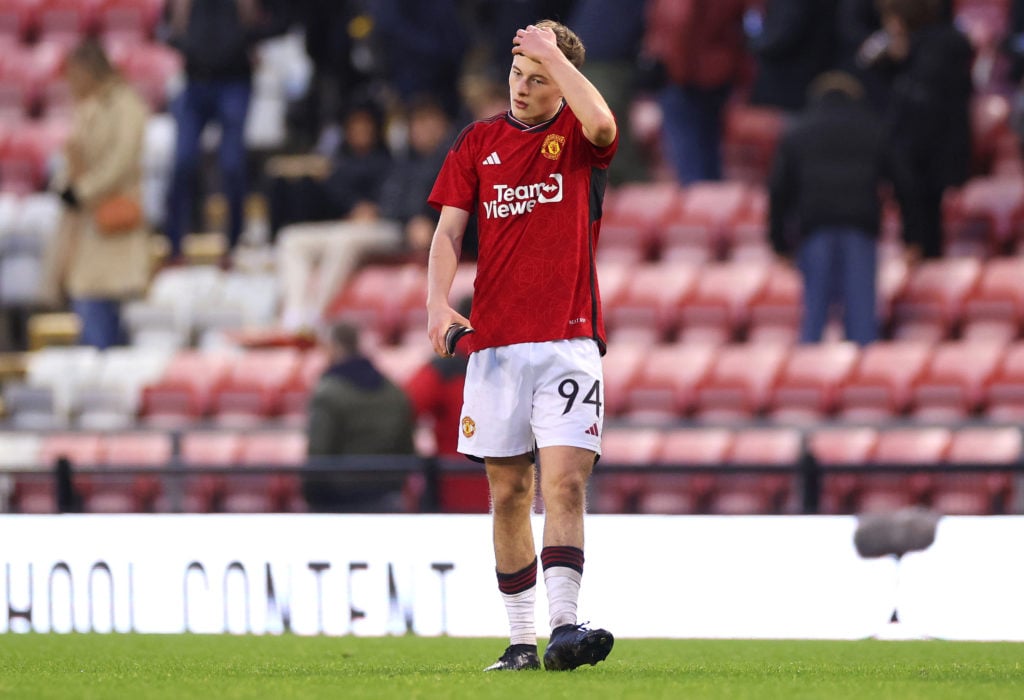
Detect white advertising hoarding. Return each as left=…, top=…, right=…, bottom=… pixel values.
left=1, top=515, right=1022, bottom=640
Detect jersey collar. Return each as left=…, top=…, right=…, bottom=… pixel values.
left=504, top=100, right=565, bottom=132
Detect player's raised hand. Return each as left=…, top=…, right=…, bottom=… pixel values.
left=427, top=303, right=472, bottom=358
left=512, top=24, right=558, bottom=64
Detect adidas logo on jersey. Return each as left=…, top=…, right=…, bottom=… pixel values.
left=482, top=151, right=502, bottom=165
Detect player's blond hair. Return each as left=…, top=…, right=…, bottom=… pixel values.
left=534, top=19, right=585, bottom=68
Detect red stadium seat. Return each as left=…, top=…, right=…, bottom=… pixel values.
left=599, top=181, right=678, bottom=262
left=603, top=262, right=697, bottom=343
left=0, top=117, right=66, bottom=193
left=140, top=351, right=235, bottom=426
left=279, top=348, right=329, bottom=424
left=88, top=432, right=172, bottom=512
left=837, top=341, right=934, bottom=420
left=0, top=41, right=65, bottom=118
left=768, top=342, right=859, bottom=422
left=694, top=343, right=788, bottom=421
left=722, top=104, right=785, bottom=183
left=937, top=426, right=1018, bottom=514
left=969, top=93, right=1012, bottom=176
left=119, top=42, right=183, bottom=111
left=210, top=348, right=303, bottom=426
left=961, top=257, right=1024, bottom=341
left=14, top=432, right=103, bottom=513
left=877, top=255, right=910, bottom=328
left=638, top=427, right=734, bottom=514
left=36, top=0, right=103, bottom=43
left=983, top=340, right=1024, bottom=419
left=179, top=431, right=244, bottom=512
left=728, top=186, right=772, bottom=261
left=678, top=261, right=770, bottom=344
left=909, top=340, right=1006, bottom=421
left=747, top=263, right=802, bottom=345
left=398, top=262, right=476, bottom=344
left=226, top=430, right=308, bottom=513
left=711, top=428, right=801, bottom=514
left=591, top=427, right=664, bottom=513
left=890, top=258, right=981, bottom=342
left=327, top=263, right=426, bottom=342
left=0, top=0, right=43, bottom=41
left=621, top=343, right=716, bottom=421
left=601, top=342, right=648, bottom=417
left=864, top=427, right=952, bottom=513
left=97, top=0, right=162, bottom=40
left=660, top=181, right=751, bottom=261
left=945, top=176, right=1024, bottom=256
left=809, top=427, right=879, bottom=514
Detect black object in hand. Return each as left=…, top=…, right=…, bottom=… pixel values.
left=444, top=323, right=474, bottom=356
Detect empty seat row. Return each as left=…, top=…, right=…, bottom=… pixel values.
left=595, top=425, right=1021, bottom=516
left=0, top=0, right=162, bottom=44
left=604, top=338, right=1024, bottom=423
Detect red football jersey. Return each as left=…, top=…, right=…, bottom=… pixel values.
left=428, top=103, right=617, bottom=354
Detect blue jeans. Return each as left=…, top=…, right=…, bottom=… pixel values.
left=73, top=299, right=124, bottom=350
left=165, top=80, right=252, bottom=256
left=659, top=84, right=730, bottom=184
left=797, top=227, right=878, bottom=346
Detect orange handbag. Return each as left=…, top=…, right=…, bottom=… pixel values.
left=94, top=194, right=143, bottom=235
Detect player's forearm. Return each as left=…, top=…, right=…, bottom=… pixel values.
left=425, top=226, right=463, bottom=310
left=545, top=53, right=617, bottom=147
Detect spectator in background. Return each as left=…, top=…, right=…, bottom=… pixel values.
left=769, top=72, right=896, bottom=345
left=370, top=0, right=467, bottom=118
left=304, top=322, right=415, bottom=512
left=50, top=40, right=150, bottom=350
left=874, top=0, right=972, bottom=260
left=266, top=100, right=392, bottom=239
left=569, top=0, right=646, bottom=184
left=275, top=97, right=452, bottom=330
left=749, top=0, right=840, bottom=113
left=839, top=0, right=889, bottom=111
left=405, top=296, right=489, bottom=513
left=642, top=0, right=748, bottom=184
left=1004, top=0, right=1024, bottom=148
left=163, top=0, right=287, bottom=264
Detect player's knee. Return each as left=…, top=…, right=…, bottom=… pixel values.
left=544, top=472, right=587, bottom=512
left=488, top=470, right=534, bottom=509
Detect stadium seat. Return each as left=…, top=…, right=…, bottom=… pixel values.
left=0, top=0, right=43, bottom=42
left=140, top=351, right=235, bottom=426
left=0, top=117, right=66, bottom=194
left=889, top=258, right=981, bottom=342
left=865, top=427, right=953, bottom=513
left=808, top=427, right=879, bottom=514
left=678, top=261, right=770, bottom=344
left=89, top=432, right=172, bottom=513
left=747, top=263, right=802, bottom=345
left=961, top=257, right=1024, bottom=341
left=768, top=342, right=860, bottom=422
left=599, top=181, right=678, bottom=261
left=279, top=348, right=329, bottom=425
left=693, top=343, right=788, bottom=421
left=97, top=0, right=162, bottom=41
left=637, top=427, right=734, bottom=514
left=620, top=342, right=716, bottom=422
left=14, top=432, right=104, bottom=513
left=909, top=340, right=1005, bottom=421
left=229, top=430, right=308, bottom=513
left=877, top=255, right=910, bottom=328
left=603, top=262, right=697, bottom=343
left=660, top=181, right=750, bottom=262
left=722, top=104, right=785, bottom=183
left=397, top=262, right=476, bottom=344
left=210, top=348, right=303, bottom=426
left=179, top=431, right=245, bottom=512
left=375, top=344, right=433, bottom=388
left=711, top=428, right=801, bottom=514
left=0, top=430, right=43, bottom=513
left=36, top=0, right=103, bottom=44
left=836, top=341, right=935, bottom=420
left=935, top=426, right=1019, bottom=514
left=983, top=340, right=1024, bottom=419
left=591, top=427, right=664, bottom=513
left=945, top=176, right=1024, bottom=256
left=969, top=92, right=1012, bottom=176
left=120, top=42, right=183, bottom=112
left=728, top=186, right=772, bottom=261
left=328, top=264, right=426, bottom=342
left=601, top=341, right=647, bottom=417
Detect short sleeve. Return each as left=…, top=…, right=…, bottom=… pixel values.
left=428, top=123, right=479, bottom=213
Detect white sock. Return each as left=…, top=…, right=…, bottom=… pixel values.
left=544, top=566, right=582, bottom=629
left=497, top=558, right=537, bottom=646
left=501, top=587, right=537, bottom=646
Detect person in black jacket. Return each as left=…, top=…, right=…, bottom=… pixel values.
left=769, top=72, right=896, bottom=345
left=876, top=0, right=972, bottom=259
left=163, top=0, right=288, bottom=263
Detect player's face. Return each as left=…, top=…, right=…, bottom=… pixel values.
left=509, top=55, right=562, bottom=125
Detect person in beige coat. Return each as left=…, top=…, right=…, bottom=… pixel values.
left=52, top=39, right=150, bottom=349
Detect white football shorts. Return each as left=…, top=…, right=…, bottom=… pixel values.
left=457, top=338, right=604, bottom=460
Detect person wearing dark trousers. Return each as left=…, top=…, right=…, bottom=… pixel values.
left=769, top=72, right=900, bottom=346
left=162, top=0, right=287, bottom=262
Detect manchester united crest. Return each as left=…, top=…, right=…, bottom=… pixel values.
left=541, top=133, right=565, bottom=160
left=462, top=416, right=477, bottom=438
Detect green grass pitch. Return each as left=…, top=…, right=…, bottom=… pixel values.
left=1, top=634, right=1021, bottom=699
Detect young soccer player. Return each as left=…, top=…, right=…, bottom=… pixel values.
left=425, top=20, right=617, bottom=671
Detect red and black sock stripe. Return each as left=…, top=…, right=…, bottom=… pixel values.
left=497, top=557, right=537, bottom=595
left=541, top=546, right=584, bottom=574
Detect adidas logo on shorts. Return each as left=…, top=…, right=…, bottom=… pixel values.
left=585, top=423, right=599, bottom=437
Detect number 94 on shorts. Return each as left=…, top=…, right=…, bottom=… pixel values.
left=457, top=338, right=604, bottom=460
